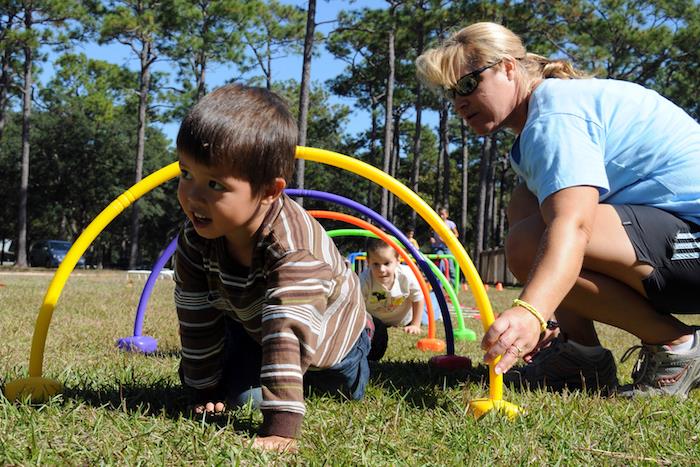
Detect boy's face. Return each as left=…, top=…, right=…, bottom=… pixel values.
left=177, top=151, right=270, bottom=242
left=439, top=209, right=448, bottom=220
left=368, top=246, right=400, bottom=285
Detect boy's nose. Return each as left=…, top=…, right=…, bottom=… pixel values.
left=185, top=184, right=206, bottom=203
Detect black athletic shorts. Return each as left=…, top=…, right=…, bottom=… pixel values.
left=614, top=205, right=700, bottom=314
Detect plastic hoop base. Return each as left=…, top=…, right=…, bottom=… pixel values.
left=428, top=354, right=472, bottom=371
left=453, top=328, right=477, bottom=341
left=3, top=376, right=63, bottom=403
left=416, top=338, right=446, bottom=353
left=467, top=398, right=521, bottom=420
left=116, top=335, right=158, bottom=354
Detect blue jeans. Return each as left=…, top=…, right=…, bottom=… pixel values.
left=433, top=246, right=456, bottom=284
left=367, top=316, right=388, bottom=361
left=181, top=317, right=371, bottom=407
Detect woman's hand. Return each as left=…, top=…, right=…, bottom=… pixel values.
left=481, top=306, right=543, bottom=374
left=252, top=435, right=298, bottom=453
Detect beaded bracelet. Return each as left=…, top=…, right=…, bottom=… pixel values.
left=512, top=298, right=547, bottom=332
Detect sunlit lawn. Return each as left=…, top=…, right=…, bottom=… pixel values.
left=1, top=270, right=699, bottom=464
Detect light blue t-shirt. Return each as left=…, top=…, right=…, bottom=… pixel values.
left=509, top=78, right=700, bottom=225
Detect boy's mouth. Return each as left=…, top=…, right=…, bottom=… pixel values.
left=191, top=212, right=212, bottom=227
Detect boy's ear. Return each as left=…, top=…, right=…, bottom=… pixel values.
left=261, top=177, right=286, bottom=205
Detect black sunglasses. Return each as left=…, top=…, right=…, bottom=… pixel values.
left=444, top=60, right=502, bottom=99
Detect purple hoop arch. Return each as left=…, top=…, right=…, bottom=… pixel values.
left=120, top=189, right=457, bottom=355
left=287, top=189, right=455, bottom=354
left=116, top=236, right=178, bottom=353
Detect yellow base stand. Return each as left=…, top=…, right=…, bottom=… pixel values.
left=3, top=377, right=62, bottom=403
left=467, top=398, right=522, bottom=420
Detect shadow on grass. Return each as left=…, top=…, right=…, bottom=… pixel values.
left=367, top=359, right=476, bottom=408
left=61, top=381, right=259, bottom=435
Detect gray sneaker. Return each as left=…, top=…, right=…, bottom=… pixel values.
left=617, top=327, right=700, bottom=398
left=504, top=337, right=618, bottom=392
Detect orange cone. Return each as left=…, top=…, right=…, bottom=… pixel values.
left=495, top=282, right=503, bottom=291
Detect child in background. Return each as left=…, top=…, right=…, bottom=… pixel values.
left=405, top=225, right=420, bottom=250
left=429, top=207, right=459, bottom=284
left=174, top=84, right=371, bottom=453
left=360, top=238, right=424, bottom=361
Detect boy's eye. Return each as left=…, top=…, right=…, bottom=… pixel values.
left=208, top=180, right=225, bottom=191
left=180, top=169, right=191, bottom=180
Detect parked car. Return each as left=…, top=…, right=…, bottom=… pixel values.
left=1, top=238, right=14, bottom=265
left=29, top=240, right=86, bottom=268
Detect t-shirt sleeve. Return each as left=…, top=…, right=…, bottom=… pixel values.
left=518, top=113, right=609, bottom=204
left=258, top=249, right=335, bottom=439
left=173, top=225, right=226, bottom=391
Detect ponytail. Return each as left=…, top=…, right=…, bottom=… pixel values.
left=522, top=53, right=591, bottom=80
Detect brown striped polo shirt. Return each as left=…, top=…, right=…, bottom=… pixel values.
left=174, top=193, right=367, bottom=438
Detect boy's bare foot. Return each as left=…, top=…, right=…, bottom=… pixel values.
left=253, top=435, right=298, bottom=453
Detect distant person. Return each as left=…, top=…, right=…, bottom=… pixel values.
left=416, top=21, right=700, bottom=397
left=173, top=84, right=371, bottom=453
left=405, top=225, right=420, bottom=250
left=360, top=238, right=424, bottom=361
left=429, top=207, right=459, bottom=283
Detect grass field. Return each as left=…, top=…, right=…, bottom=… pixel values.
left=1, top=270, right=699, bottom=464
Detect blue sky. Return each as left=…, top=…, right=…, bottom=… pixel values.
left=65, top=0, right=415, bottom=146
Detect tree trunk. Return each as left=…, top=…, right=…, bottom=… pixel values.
left=409, top=1, right=425, bottom=228
left=380, top=4, right=395, bottom=219
left=459, top=121, right=469, bottom=245
left=16, top=9, right=33, bottom=268
left=367, top=99, right=379, bottom=210
left=474, top=137, right=492, bottom=271
left=440, top=100, right=450, bottom=208
left=128, top=39, right=153, bottom=269
left=497, top=160, right=507, bottom=245
left=484, top=135, right=497, bottom=250
left=0, top=46, right=12, bottom=142
left=388, top=110, right=401, bottom=223
left=196, top=50, right=207, bottom=101
left=294, top=0, right=316, bottom=206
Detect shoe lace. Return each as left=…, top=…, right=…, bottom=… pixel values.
left=621, top=345, right=658, bottom=385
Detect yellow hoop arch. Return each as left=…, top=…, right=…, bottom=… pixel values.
left=3, top=146, right=519, bottom=419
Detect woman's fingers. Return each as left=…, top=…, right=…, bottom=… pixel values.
left=481, top=307, right=543, bottom=373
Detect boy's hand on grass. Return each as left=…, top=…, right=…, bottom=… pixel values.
left=253, top=435, right=298, bottom=453
left=403, top=324, right=421, bottom=335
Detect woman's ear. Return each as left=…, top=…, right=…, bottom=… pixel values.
left=503, top=56, right=518, bottom=80
left=261, top=177, right=286, bottom=205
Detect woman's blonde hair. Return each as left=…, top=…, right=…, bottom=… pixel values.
left=415, top=22, right=589, bottom=98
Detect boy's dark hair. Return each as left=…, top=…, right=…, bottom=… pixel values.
left=366, top=237, right=398, bottom=258
left=176, top=83, right=297, bottom=195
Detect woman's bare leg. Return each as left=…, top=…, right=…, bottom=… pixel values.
left=506, top=188, right=693, bottom=346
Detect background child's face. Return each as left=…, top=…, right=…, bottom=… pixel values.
left=368, top=246, right=400, bottom=284
left=438, top=209, right=448, bottom=220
